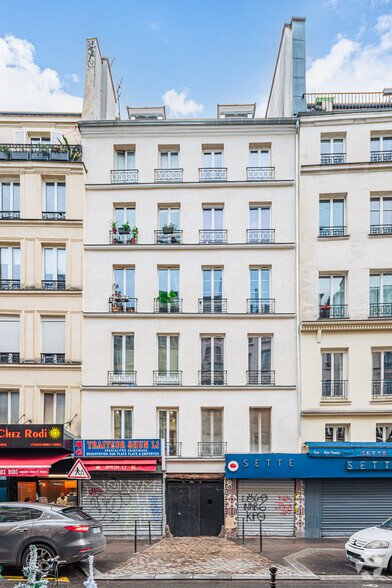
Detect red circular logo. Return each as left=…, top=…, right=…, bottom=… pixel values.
left=228, top=460, right=239, bottom=472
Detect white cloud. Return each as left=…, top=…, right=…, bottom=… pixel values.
left=162, top=88, right=204, bottom=117
left=307, top=15, right=392, bottom=91
left=151, top=22, right=160, bottom=31
left=65, top=73, right=79, bottom=83
left=0, top=34, right=82, bottom=111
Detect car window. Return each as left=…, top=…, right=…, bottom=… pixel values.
left=29, top=508, right=43, bottom=520
left=381, top=517, right=392, bottom=528
left=60, top=507, right=92, bottom=521
left=0, top=506, right=35, bottom=522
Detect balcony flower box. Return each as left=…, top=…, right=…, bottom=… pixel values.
left=10, top=151, right=29, bottom=161
left=118, top=227, right=130, bottom=235
left=112, top=303, right=123, bottom=312
left=320, top=305, right=331, bottom=319
left=51, top=148, right=70, bottom=161
left=0, top=147, right=10, bottom=160
left=162, top=224, right=175, bottom=234
left=31, top=149, right=49, bottom=161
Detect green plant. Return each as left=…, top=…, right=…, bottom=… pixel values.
left=162, top=222, right=176, bottom=231
left=0, top=145, right=10, bottom=154
left=111, top=220, right=118, bottom=229
left=122, top=222, right=131, bottom=232
left=58, top=135, right=81, bottom=161
left=132, top=226, right=138, bottom=238
left=37, top=143, right=50, bottom=153
left=157, top=290, right=178, bottom=305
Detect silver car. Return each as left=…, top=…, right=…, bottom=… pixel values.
left=0, top=502, right=105, bottom=568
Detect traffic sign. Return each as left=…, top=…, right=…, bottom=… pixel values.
left=67, top=459, right=91, bottom=480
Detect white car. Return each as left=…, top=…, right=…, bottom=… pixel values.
left=345, top=517, right=392, bottom=572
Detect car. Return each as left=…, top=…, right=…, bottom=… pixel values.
left=0, top=502, right=106, bottom=569
left=345, top=517, right=392, bottom=572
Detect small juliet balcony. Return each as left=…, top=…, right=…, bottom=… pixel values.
left=154, top=229, right=182, bottom=244
left=154, top=296, right=182, bottom=313
left=166, top=442, right=182, bottom=457
left=0, top=211, right=20, bottom=219
left=369, top=303, right=392, bottom=317
left=320, top=153, right=345, bottom=165
left=0, top=280, right=20, bottom=290
left=319, top=304, right=348, bottom=319
left=247, top=298, right=275, bottom=314
left=319, top=226, right=347, bottom=238
left=110, top=231, right=138, bottom=245
left=199, top=168, right=227, bottom=182
left=246, top=167, right=275, bottom=181
left=42, top=212, right=66, bottom=220
left=247, top=229, right=275, bottom=243
left=108, top=371, right=137, bottom=386
left=370, top=151, right=392, bottom=163
left=322, top=380, right=347, bottom=398
left=110, top=169, right=138, bottom=184
left=199, top=229, right=227, bottom=244
left=41, top=353, right=65, bottom=364
left=154, top=169, right=183, bottom=182
left=0, top=352, right=20, bottom=364
left=153, top=371, right=182, bottom=385
left=42, top=280, right=66, bottom=291
left=246, top=370, right=275, bottom=385
left=109, top=296, right=137, bottom=312
left=372, top=380, right=392, bottom=398
left=370, top=225, right=392, bottom=236
left=198, top=442, right=227, bottom=458
left=198, top=297, right=227, bottom=313
left=198, top=370, right=227, bottom=386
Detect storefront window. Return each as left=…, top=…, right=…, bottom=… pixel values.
left=17, top=480, right=77, bottom=505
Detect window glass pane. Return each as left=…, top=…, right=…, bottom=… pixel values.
left=202, top=208, right=212, bottom=231
left=321, top=140, right=330, bottom=154
left=126, top=208, right=136, bottom=227
left=126, top=152, right=135, bottom=169
left=249, top=208, right=258, bottom=229
left=160, top=152, right=168, bottom=168
left=333, top=200, right=344, bottom=227
left=260, top=337, right=271, bottom=371
left=170, top=208, right=180, bottom=229
left=250, top=269, right=259, bottom=298
left=169, top=336, right=178, bottom=371
left=319, top=201, right=330, bottom=229
left=158, top=410, right=167, bottom=439
left=376, top=426, right=383, bottom=442
left=12, top=248, right=20, bottom=281
left=57, top=183, right=65, bottom=212
left=45, top=183, right=55, bottom=212
left=384, top=137, right=392, bottom=152
left=159, top=269, right=168, bottom=294
left=384, top=352, right=392, bottom=381
left=373, top=351, right=381, bottom=380
left=116, top=152, right=125, bottom=170
left=213, top=409, right=222, bottom=441
left=1, top=184, right=10, bottom=211
left=57, top=249, right=66, bottom=281
left=125, top=268, right=134, bottom=298
left=260, top=150, right=270, bottom=167
left=44, top=394, right=54, bottom=424
left=124, top=410, right=132, bottom=437
left=336, top=427, right=346, bottom=442
left=322, top=353, right=331, bottom=381
left=0, top=393, right=8, bottom=423
left=158, top=336, right=167, bottom=373
left=250, top=408, right=259, bottom=452
left=383, top=274, right=392, bottom=303
left=214, top=152, right=223, bottom=168
left=261, top=409, right=271, bottom=452
left=370, top=274, right=380, bottom=304
left=114, top=268, right=123, bottom=294
left=113, top=335, right=122, bottom=372
left=386, top=426, right=392, bottom=442
left=214, top=337, right=224, bottom=372
left=201, top=337, right=211, bottom=372
left=371, top=138, right=380, bottom=152
left=113, top=410, right=121, bottom=438
left=248, top=337, right=259, bottom=371
left=170, top=152, right=179, bottom=168
left=203, top=270, right=212, bottom=297
left=201, top=409, right=211, bottom=442
left=56, top=393, right=65, bottom=424
left=250, top=151, right=258, bottom=167
left=333, top=139, right=344, bottom=154
left=214, top=208, right=223, bottom=230
left=370, top=198, right=380, bottom=226
left=325, top=427, right=333, bottom=441
left=114, top=208, right=123, bottom=226
left=203, top=152, right=212, bottom=167
left=383, top=199, right=392, bottom=226
left=44, top=249, right=53, bottom=281
left=260, top=269, right=270, bottom=298
left=333, top=353, right=344, bottom=380
left=13, top=184, right=20, bottom=212
left=260, top=207, right=270, bottom=229
left=170, top=269, right=179, bottom=295
left=10, top=391, right=18, bottom=423
left=125, top=335, right=134, bottom=371
left=332, top=276, right=345, bottom=305
left=159, top=209, right=168, bottom=229
left=169, top=410, right=177, bottom=443
left=213, top=270, right=222, bottom=297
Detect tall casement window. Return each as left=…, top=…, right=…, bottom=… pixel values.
left=0, top=316, right=20, bottom=363
left=156, top=335, right=180, bottom=384
left=201, top=206, right=225, bottom=243
left=319, top=198, right=345, bottom=237
left=319, top=275, right=346, bottom=319
left=113, top=267, right=135, bottom=311
left=248, top=206, right=272, bottom=242
left=157, top=268, right=180, bottom=312
left=114, top=206, right=135, bottom=228
left=200, top=336, right=225, bottom=385
left=0, top=247, right=20, bottom=290
left=250, top=148, right=270, bottom=168
left=201, top=268, right=223, bottom=312
left=248, top=337, right=273, bottom=385
left=112, top=408, right=132, bottom=439
left=115, top=150, right=135, bottom=170
left=1, top=182, right=20, bottom=219
left=370, top=273, right=392, bottom=317
left=160, top=150, right=179, bottom=169
left=248, top=149, right=272, bottom=180
left=156, top=149, right=181, bottom=182
left=376, top=425, right=392, bottom=442
left=43, top=182, right=65, bottom=219
left=158, top=409, right=179, bottom=456
left=249, top=268, right=272, bottom=313
left=321, top=352, right=346, bottom=398
left=372, top=350, right=392, bottom=397
left=112, top=150, right=137, bottom=183
left=250, top=408, right=271, bottom=453
left=157, top=206, right=181, bottom=244
left=201, top=150, right=225, bottom=181
left=370, top=197, right=392, bottom=235
left=112, top=334, right=135, bottom=385
left=43, top=392, right=65, bottom=424
left=0, top=391, right=19, bottom=423
left=371, top=136, right=392, bottom=162
left=41, top=317, right=65, bottom=364
left=325, top=425, right=347, bottom=442
left=43, top=247, right=65, bottom=290
left=200, top=408, right=224, bottom=456
left=320, top=137, right=345, bottom=164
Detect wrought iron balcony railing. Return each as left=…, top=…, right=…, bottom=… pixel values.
left=0, top=352, right=20, bottom=363
left=320, top=153, right=345, bottom=165
left=370, top=224, right=392, bottom=235
left=42, top=280, right=66, bottom=291
left=154, top=169, right=183, bottom=182
left=154, top=297, right=182, bottom=313
left=0, top=211, right=20, bottom=219
left=319, top=304, right=347, bottom=319
left=166, top=441, right=182, bottom=457
left=246, top=370, right=275, bottom=385
left=110, top=231, right=138, bottom=245
left=198, top=442, right=227, bottom=457
left=246, top=229, right=275, bottom=243
left=198, top=370, right=227, bottom=385
left=369, top=303, right=392, bottom=317
left=305, top=92, right=392, bottom=112
left=41, top=353, right=65, bottom=364
left=110, top=169, right=138, bottom=184
left=322, top=380, right=347, bottom=398
left=246, top=167, right=275, bottom=181
left=153, top=371, right=182, bottom=385
left=154, top=230, right=182, bottom=244
left=247, top=298, right=275, bottom=314
left=42, top=211, right=66, bottom=220
left=370, top=151, right=392, bottom=162
left=0, top=144, right=82, bottom=162
left=198, top=297, right=227, bottom=313
left=109, top=296, right=137, bottom=312
left=199, top=168, right=227, bottom=182
left=0, top=280, right=20, bottom=290
left=319, top=226, right=347, bottom=237
left=372, top=380, right=392, bottom=397
left=199, top=229, right=227, bottom=244
left=108, top=371, right=137, bottom=385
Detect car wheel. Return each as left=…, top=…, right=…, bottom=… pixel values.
left=21, top=543, right=56, bottom=570
left=387, top=556, right=392, bottom=574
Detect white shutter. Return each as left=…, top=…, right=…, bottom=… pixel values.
left=42, top=318, right=65, bottom=353
left=14, top=131, right=26, bottom=144
left=50, top=131, right=64, bottom=145
left=0, top=317, right=20, bottom=352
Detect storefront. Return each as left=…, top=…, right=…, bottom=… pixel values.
left=76, top=438, right=165, bottom=536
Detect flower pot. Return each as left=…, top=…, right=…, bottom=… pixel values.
left=113, top=238, right=118, bottom=244
left=51, top=150, right=69, bottom=161
left=130, top=237, right=135, bottom=244
left=31, top=151, right=49, bottom=160
left=112, top=227, right=117, bottom=234
left=112, top=304, right=122, bottom=312
left=10, top=151, right=29, bottom=161
left=320, top=307, right=331, bottom=319
left=0, top=151, right=9, bottom=160
left=118, top=228, right=130, bottom=235
left=162, top=227, right=174, bottom=234
left=171, top=236, right=178, bottom=243
left=127, top=307, right=134, bottom=312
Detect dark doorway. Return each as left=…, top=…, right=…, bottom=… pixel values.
left=166, top=480, right=224, bottom=536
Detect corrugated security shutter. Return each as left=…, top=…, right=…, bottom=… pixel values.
left=42, top=318, right=65, bottom=353
left=0, top=317, right=19, bottom=352
left=237, top=479, right=295, bottom=536
left=321, top=479, right=392, bottom=536
left=81, top=477, right=163, bottom=536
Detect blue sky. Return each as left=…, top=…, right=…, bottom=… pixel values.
left=1, top=0, right=392, bottom=117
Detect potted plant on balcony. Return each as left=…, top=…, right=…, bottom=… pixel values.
left=320, top=304, right=331, bottom=319
left=157, top=290, right=178, bottom=312
left=10, top=146, right=29, bottom=161
left=112, top=283, right=123, bottom=312
left=111, top=220, right=118, bottom=243
left=118, top=222, right=131, bottom=235
left=130, top=226, right=138, bottom=244
left=51, top=144, right=69, bottom=161
left=162, top=222, right=175, bottom=234
left=0, top=145, right=10, bottom=160
left=31, top=143, right=50, bottom=161
left=57, top=135, right=81, bottom=161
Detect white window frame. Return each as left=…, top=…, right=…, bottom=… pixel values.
left=113, top=267, right=135, bottom=298
left=325, top=424, right=348, bottom=442
left=201, top=408, right=223, bottom=442
left=113, top=334, right=134, bottom=371
left=115, top=150, right=135, bottom=170
left=157, top=408, right=178, bottom=443
left=202, top=206, right=224, bottom=230
left=43, top=181, right=65, bottom=213
left=43, top=247, right=66, bottom=282
left=250, top=267, right=271, bottom=298
left=249, top=149, right=270, bottom=167
left=248, top=336, right=273, bottom=371
left=112, top=407, right=133, bottom=439
left=0, top=182, right=20, bottom=214
left=0, top=390, right=19, bottom=424
left=320, top=137, right=345, bottom=155
left=159, top=151, right=179, bottom=169
left=376, top=424, right=392, bottom=442
left=30, top=136, right=50, bottom=145
left=249, top=408, right=271, bottom=453
left=370, top=272, right=392, bottom=304
left=202, top=268, right=223, bottom=298
left=372, top=349, right=392, bottom=379
left=157, top=335, right=179, bottom=372
left=371, top=136, right=392, bottom=152
left=158, top=206, right=180, bottom=229
left=203, top=151, right=223, bottom=168
left=0, top=247, right=20, bottom=281
left=319, top=197, right=345, bottom=229
left=370, top=197, right=392, bottom=227
left=200, top=336, right=225, bottom=372
left=114, top=206, right=135, bottom=226
left=42, top=392, right=65, bottom=424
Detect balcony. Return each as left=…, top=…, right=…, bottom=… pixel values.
left=154, top=169, right=183, bottom=182
left=319, top=304, right=347, bottom=319
left=305, top=92, right=392, bottom=112
left=0, top=144, right=82, bottom=162
left=246, top=167, right=275, bottom=181
left=246, top=370, right=275, bottom=385
left=153, top=371, right=182, bottom=385
left=320, top=153, right=346, bottom=165
left=247, top=229, right=275, bottom=243
left=199, top=229, right=227, bottom=244
left=110, top=231, right=138, bottom=245
left=109, top=296, right=137, bottom=312
left=198, top=442, right=227, bottom=458
left=322, top=380, right=347, bottom=398
left=154, top=230, right=182, bottom=244
left=42, top=212, right=66, bottom=220
left=0, top=352, right=20, bottom=364
left=369, top=303, right=392, bottom=317
left=42, top=280, right=66, bottom=291
left=199, top=168, right=227, bottom=182
left=370, top=151, right=392, bottom=162
left=110, top=169, right=138, bottom=184
left=0, top=280, right=20, bottom=290
left=166, top=442, right=182, bottom=457
left=370, top=225, right=392, bottom=236
left=198, top=370, right=227, bottom=385
left=154, top=297, right=182, bottom=313
left=319, top=226, right=347, bottom=238
left=198, top=297, right=227, bottom=313
left=0, top=211, right=20, bottom=219
left=247, top=298, right=275, bottom=314
left=372, top=380, right=392, bottom=397
left=108, top=371, right=136, bottom=386
left=41, top=353, right=65, bottom=364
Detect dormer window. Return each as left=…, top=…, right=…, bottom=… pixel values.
left=217, top=104, right=256, bottom=119
left=127, top=106, right=166, bottom=121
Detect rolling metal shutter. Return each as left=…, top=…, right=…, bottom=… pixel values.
left=81, top=476, right=163, bottom=536
left=321, top=479, right=392, bottom=536
left=237, top=479, right=295, bottom=536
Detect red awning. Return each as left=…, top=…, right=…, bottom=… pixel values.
left=0, top=453, right=71, bottom=476
left=82, top=459, right=157, bottom=472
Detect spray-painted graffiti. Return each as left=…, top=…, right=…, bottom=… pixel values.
left=224, top=478, right=237, bottom=537
left=274, top=495, right=293, bottom=516
left=87, top=40, right=95, bottom=69
left=240, top=493, right=268, bottom=521
left=294, top=479, right=305, bottom=537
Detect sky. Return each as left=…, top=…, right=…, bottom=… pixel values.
left=0, top=0, right=392, bottom=118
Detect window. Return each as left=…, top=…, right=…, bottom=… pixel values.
left=250, top=408, right=271, bottom=452
left=160, top=151, right=179, bottom=169
left=320, top=138, right=345, bottom=164
left=376, top=425, right=392, bottom=442
left=319, top=275, right=346, bottom=318
left=201, top=206, right=225, bottom=243
left=325, top=425, right=347, bottom=442
left=201, top=269, right=223, bottom=312
left=249, top=268, right=272, bottom=313
left=43, top=248, right=65, bottom=289
left=115, top=151, right=135, bottom=170
left=158, top=409, right=178, bottom=456
left=30, top=136, right=50, bottom=145
left=201, top=408, right=223, bottom=456
left=0, top=391, right=19, bottom=423
left=43, top=182, right=65, bottom=219
left=114, top=206, right=135, bottom=228
left=157, top=268, right=180, bottom=312
left=1, top=182, right=20, bottom=219
left=250, top=149, right=270, bottom=168
left=248, top=206, right=272, bottom=242
left=43, top=392, right=65, bottom=424
left=0, top=247, right=20, bottom=289
left=113, top=334, right=134, bottom=372
left=371, top=136, right=392, bottom=162
left=370, top=198, right=392, bottom=234
left=248, top=337, right=273, bottom=384
left=370, top=273, right=392, bottom=316
left=112, top=408, right=132, bottom=439
left=201, top=151, right=225, bottom=181
left=113, top=268, right=135, bottom=309
left=41, top=318, right=65, bottom=363
left=157, top=336, right=180, bottom=384
left=200, top=337, right=224, bottom=384
left=159, top=207, right=179, bottom=230
left=0, top=317, right=20, bottom=363
left=319, top=198, right=345, bottom=237
left=322, top=352, right=346, bottom=397
left=372, top=350, right=392, bottom=396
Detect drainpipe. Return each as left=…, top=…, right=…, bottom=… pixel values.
left=295, top=117, right=302, bottom=446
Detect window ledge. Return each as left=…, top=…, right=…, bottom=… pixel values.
left=369, top=398, right=392, bottom=404
left=318, top=235, right=350, bottom=241
left=369, top=233, right=392, bottom=238
left=320, top=399, right=351, bottom=405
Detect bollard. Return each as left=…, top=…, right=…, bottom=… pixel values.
left=259, top=519, right=262, bottom=553
left=148, top=520, right=152, bottom=545
left=242, top=518, right=245, bottom=545
left=269, top=564, right=277, bottom=588
left=134, top=520, right=137, bottom=554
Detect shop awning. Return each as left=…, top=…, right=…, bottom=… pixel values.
left=0, top=452, right=71, bottom=476
left=83, top=459, right=157, bottom=472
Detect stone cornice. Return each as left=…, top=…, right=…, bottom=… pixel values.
left=82, top=384, right=296, bottom=391
left=301, top=319, right=392, bottom=332
left=301, top=161, right=392, bottom=175
left=85, top=179, right=295, bottom=190
left=83, top=312, right=296, bottom=319
left=0, top=164, right=83, bottom=174
left=84, top=242, right=295, bottom=251
left=302, top=409, right=392, bottom=416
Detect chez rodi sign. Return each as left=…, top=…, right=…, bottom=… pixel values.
left=74, top=438, right=163, bottom=458
left=0, top=425, right=64, bottom=448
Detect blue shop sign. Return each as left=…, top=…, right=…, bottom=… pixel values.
left=307, top=442, right=392, bottom=458
left=74, top=439, right=162, bottom=458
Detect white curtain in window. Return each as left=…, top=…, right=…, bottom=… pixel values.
left=42, top=318, right=65, bottom=353
left=0, top=317, right=19, bottom=352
